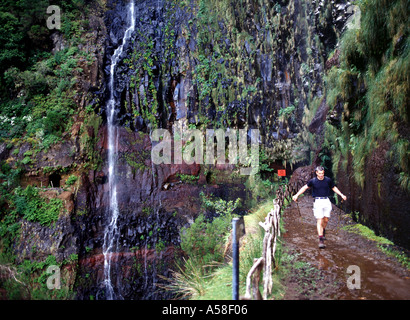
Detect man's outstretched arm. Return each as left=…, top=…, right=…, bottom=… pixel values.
left=332, top=186, right=347, bottom=201
left=292, top=185, right=309, bottom=202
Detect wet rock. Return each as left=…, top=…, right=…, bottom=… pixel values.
left=16, top=214, right=78, bottom=266
left=50, top=32, right=66, bottom=54
left=308, top=97, right=329, bottom=134
left=325, top=49, right=340, bottom=70
left=336, top=142, right=410, bottom=249
left=0, top=142, right=9, bottom=161
left=35, top=141, right=75, bottom=169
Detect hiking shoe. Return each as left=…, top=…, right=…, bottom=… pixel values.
left=319, top=238, right=325, bottom=249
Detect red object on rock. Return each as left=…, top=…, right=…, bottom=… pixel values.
left=278, top=169, right=286, bottom=176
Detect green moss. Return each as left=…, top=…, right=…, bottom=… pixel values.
left=176, top=173, right=199, bottom=184
left=79, top=113, right=102, bottom=171
left=343, top=223, right=392, bottom=245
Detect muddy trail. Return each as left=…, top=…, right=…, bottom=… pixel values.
left=281, top=196, right=410, bottom=300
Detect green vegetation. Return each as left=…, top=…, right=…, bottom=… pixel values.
left=0, top=253, right=77, bottom=299
left=124, top=1, right=183, bottom=130
left=198, top=196, right=287, bottom=300
left=176, top=173, right=199, bottom=184
left=0, top=181, right=75, bottom=299
left=126, top=32, right=159, bottom=128
left=323, top=0, right=409, bottom=191
left=65, top=175, right=78, bottom=186
left=0, top=1, right=106, bottom=300
left=164, top=193, right=240, bottom=299
left=1, top=185, right=63, bottom=237
left=80, top=112, right=103, bottom=171
left=0, top=1, right=91, bottom=145
left=180, top=193, right=240, bottom=273
left=190, top=0, right=260, bottom=128
left=343, top=223, right=393, bottom=245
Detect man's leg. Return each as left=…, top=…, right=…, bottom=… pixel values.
left=316, top=218, right=328, bottom=236
left=321, top=217, right=329, bottom=234
left=321, top=199, right=332, bottom=239
left=317, top=217, right=329, bottom=249
left=317, top=219, right=325, bottom=248
left=322, top=217, right=329, bottom=239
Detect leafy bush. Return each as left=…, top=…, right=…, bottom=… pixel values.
left=65, top=175, right=78, bottom=186
left=180, top=193, right=241, bottom=273
left=0, top=2, right=88, bottom=143
left=11, top=186, right=62, bottom=226
left=0, top=11, right=25, bottom=71
left=180, top=213, right=228, bottom=271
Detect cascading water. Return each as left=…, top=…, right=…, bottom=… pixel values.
left=101, top=0, right=135, bottom=300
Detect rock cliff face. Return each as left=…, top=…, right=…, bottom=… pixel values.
left=1, top=0, right=356, bottom=299
left=97, top=0, right=350, bottom=140
left=74, top=125, right=249, bottom=299
left=335, top=142, right=410, bottom=248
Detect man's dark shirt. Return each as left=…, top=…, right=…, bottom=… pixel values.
left=307, top=177, right=335, bottom=197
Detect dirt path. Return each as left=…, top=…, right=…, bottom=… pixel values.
left=281, top=196, right=410, bottom=300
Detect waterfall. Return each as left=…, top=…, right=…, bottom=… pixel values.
left=102, top=0, right=135, bottom=300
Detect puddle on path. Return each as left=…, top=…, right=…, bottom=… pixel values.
left=282, top=197, right=410, bottom=300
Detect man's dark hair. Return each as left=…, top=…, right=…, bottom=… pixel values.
left=315, top=166, right=324, bottom=172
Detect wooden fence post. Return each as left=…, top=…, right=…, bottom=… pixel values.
left=244, top=257, right=264, bottom=300
left=243, top=191, right=284, bottom=300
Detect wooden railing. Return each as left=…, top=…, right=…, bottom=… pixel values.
left=243, top=167, right=311, bottom=300
left=243, top=189, right=283, bottom=300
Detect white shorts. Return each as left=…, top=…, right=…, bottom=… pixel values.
left=313, top=198, right=332, bottom=219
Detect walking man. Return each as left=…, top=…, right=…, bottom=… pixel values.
left=292, top=166, right=347, bottom=248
